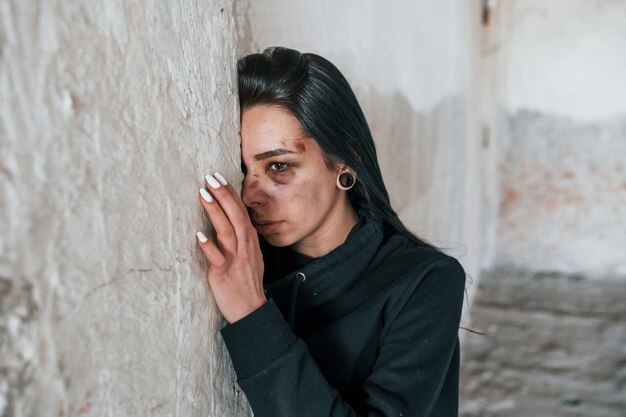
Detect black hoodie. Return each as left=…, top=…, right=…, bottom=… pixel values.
left=220, top=211, right=466, bottom=417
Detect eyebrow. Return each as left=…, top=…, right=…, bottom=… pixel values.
left=254, top=148, right=301, bottom=161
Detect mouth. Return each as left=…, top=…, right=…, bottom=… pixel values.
left=252, top=219, right=283, bottom=234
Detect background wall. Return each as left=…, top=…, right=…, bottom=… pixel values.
left=480, top=0, right=626, bottom=275
left=461, top=1, right=626, bottom=416
left=0, top=1, right=250, bottom=416
left=234, top=0, right=484, bottom=307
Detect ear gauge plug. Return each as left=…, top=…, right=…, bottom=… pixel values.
left=337, top=172, right=356, bottom=190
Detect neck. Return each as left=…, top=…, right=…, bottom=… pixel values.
left=291, top=199, right=359, bottom=258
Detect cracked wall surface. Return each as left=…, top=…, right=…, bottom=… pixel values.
left=0, top=1, right=250, bottom=416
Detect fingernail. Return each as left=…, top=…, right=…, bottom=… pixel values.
left=213, top=171, right=228, bottom=186
left=199, top=188, right=213, bottom=203
left=205, top=174, right=221, bottom=189
left=196, top=231, right=208, bottom=243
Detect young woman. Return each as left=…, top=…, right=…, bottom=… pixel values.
left=195, top=47, right=466, bottom=417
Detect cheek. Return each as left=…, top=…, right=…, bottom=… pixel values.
left=270, top=177, right=325, bottom=220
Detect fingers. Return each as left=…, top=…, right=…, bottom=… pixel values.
left=205, top=172, right=249, bottom=222
left=198, top=185, right=237, bottom=252
left=196, top=231, right=226, bottom=267
left=203, top=172, right=254, bottom=246
left=212, top=172, right=250, bottom=214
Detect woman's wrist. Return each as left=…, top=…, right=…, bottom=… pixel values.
left=228, top=295, right=268, bottom=324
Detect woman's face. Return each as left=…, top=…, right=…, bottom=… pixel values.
left=240, top=104, right=347, bottom=249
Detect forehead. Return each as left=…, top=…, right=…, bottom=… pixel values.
left=241, top=105, right=310, bottom=154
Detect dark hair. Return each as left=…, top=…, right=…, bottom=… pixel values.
left=237, top=46, right=440, bottom=251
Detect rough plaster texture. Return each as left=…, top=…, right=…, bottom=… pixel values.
left=233, top=0, right=484, bottom=302
left=1, top=1, right=250, bottom=416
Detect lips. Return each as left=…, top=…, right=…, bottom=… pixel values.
left=252, top=219, right=283, bottom=234
left=253, top=219, right=280, bottom=225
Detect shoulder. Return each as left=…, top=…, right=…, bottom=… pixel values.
left=370, top=229, right=466, bottom=288
left=371, top=232, right=467, bottom=332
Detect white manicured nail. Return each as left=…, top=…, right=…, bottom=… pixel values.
left=196, top=231, right=208, bottom=243
left=205, top=174, right=221, bottom=189
left=213, top=171, right=228, bottom=186
left=199, top=188, right=213, bottom=202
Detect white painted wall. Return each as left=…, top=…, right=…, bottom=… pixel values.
left=502, top=0, right=626, bottom=122
left=0, top=1, right=249, bottom=416
left=237, top=1, right=471, bottom=115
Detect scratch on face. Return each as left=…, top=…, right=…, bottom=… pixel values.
left=293, top=139, right=306, bottom=153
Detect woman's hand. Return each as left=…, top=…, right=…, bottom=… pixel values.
left=196, top=172, right=267, bottom=324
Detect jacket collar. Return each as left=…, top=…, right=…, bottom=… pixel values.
left=261, top=209, right=384, bottom=330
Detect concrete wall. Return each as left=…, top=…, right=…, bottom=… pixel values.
left=0, top=1, right=250, bottom=416
left=461, top=1, right=626, bottom=416
left=234, top=0, right=484, bottom=299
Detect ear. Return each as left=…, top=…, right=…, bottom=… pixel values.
left=335, top=163, right=356, bottom=175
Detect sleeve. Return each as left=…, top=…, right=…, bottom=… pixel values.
left=219, top=258, right=466, bottom=417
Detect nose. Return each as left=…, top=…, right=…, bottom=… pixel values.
left=241, top=174, right=267, bottom=208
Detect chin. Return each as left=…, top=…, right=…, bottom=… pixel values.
left=261, top=232, right=296, bottom=248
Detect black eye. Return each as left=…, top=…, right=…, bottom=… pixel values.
left=269, top=162, right=289, bottom=173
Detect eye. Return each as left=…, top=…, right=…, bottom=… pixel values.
left=268, top=162, right=290, bottom=173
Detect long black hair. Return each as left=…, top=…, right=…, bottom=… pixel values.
left=237, top=46, right=440, bottom=251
